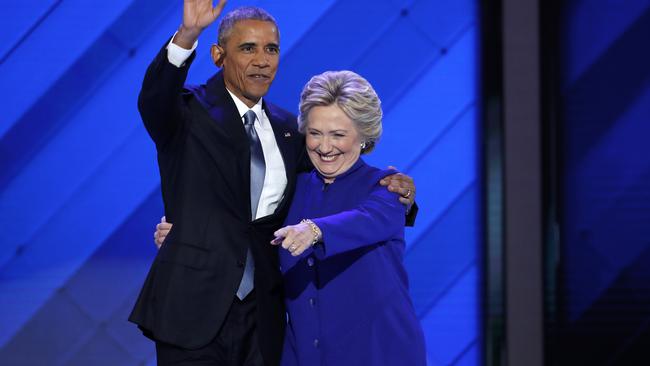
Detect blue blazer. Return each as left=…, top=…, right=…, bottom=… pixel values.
left=279, top=159, right=426, bottom=366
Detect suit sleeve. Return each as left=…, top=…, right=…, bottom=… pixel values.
left=137, top=39, right=196, bottom=150
left=311, top=184, right=405, bottom=259
left=406, top=202, right=418, bottom=226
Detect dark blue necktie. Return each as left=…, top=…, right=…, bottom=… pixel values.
left=236, top=110, right=265, bottom=300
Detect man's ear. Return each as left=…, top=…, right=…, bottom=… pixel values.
left=210, top=44, right=225, bottom=67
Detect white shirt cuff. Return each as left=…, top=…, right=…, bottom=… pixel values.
left=166, top=31, right=198, bottom=68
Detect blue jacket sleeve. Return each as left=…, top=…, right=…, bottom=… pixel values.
left=311, top=184, right=405, bottom=259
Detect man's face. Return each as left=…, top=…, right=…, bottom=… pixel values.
left=220, top=20, right=280, bottom=107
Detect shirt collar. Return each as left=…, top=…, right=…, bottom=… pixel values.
left=226, top=88, right=265, bottom=127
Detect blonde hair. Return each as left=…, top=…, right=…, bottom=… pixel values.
left=298, top=71, right=382, bottom=154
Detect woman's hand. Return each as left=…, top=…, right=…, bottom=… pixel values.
left=272, top=221, right=321, bottom=257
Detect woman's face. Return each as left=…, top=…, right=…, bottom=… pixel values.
left=305, top=104, right=362, bottom=182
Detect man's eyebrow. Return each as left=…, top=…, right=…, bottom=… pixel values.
left=265, top=42, right=280, bottom=49
left=237, top=42, right=257, bottom=48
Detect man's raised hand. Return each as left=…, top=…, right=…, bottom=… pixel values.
left=174, top=0, right=227, bottom=48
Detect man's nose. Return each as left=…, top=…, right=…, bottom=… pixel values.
left=253, top=51, right=270, bottom=67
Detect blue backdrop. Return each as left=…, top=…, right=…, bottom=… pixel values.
left=558, top=0, right=650, bottom=363
left=0, top=1, right=480, bottom=364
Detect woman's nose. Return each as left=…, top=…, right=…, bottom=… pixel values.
left=319, top=138, right=332, bottom=152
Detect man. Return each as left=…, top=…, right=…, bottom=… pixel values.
left=130, top=1, right=416, bottom=365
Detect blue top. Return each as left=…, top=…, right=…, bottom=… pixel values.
left=279, top=158, right=426, bottom=366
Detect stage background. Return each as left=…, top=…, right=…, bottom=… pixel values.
left=0, top=0, right=481, bottom=364
left=553, top=0, right=650, bottom=364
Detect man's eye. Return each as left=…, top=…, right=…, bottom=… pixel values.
left=267, top=47, right=279, bottom=54
left=242, top=46, right=254, bottom=52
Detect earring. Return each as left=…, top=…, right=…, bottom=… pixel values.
left=360, top=142, right=366, bottom=149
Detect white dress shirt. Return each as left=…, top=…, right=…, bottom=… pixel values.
left=227, top=91, right=287, bottom=219
left=167, top=35, right=287, bottom=220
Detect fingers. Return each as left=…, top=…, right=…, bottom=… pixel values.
left=383, top=175, right=415, bottom=206
left=277, top=225, right=313, bottom=256
left=398, top=186, right=415, bottom=206
left=399, top=196, right=412, bottom=205
left=212, top=0, right=227, bottom=19
left=157, top=222, right=173, bottom=231
left=380, top=171, right=416, bottom=208
left=273, top=227, right=288, bottom=239
left=154, top=219, right=172, bottom=249
left=292, top=242, right=309, bottom=256
left=380, top=166, right=398, bottom=186
left=382, top=171, right=410, bottom=188
left=154, top=230, right=163, bottom=249
left=281, top=233, right=296, bottom=251
left=271, top=226, right=287, bottom=246
left=161, top=215, right=167, bottom=223
left=389, top=185, right=412, bottom=197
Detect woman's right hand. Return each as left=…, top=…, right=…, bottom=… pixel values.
left=154, top=216, right=173, bottom=249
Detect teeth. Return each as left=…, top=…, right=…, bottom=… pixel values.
left=320, top=155, right=336, bottom=161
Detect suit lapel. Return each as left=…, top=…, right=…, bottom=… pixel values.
left=203, top=72, right=249, bottom=150
left=192, top=73, right=299, bottom=223
left=190, top=72, right=251, bottom=216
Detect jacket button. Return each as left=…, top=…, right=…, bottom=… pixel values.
left=307, top=257, right=314, bottom=267
left=309, top=298, right=316, bottom=307
left=313, top=339, right=319, bottom=348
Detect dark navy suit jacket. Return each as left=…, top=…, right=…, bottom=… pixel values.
left=129, top=42, right=305, bottom=366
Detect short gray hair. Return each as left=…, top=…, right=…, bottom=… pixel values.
left=298, top=71, right=383, bottom=154
left=217, top=7, right=278, bottom=46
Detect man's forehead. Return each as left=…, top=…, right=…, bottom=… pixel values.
left=230, top=20, right=279, bottom=41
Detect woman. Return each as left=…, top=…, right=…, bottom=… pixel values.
left=272, top=70, right=426, bottom=366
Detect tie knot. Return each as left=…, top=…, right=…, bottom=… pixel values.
left=243, top=110, right=257, bottom=126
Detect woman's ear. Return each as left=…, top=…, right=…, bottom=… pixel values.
left=210, top=44, right=225, bottom=67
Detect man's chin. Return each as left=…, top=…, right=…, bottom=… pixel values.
left=244, top=90, right=269, bottom=102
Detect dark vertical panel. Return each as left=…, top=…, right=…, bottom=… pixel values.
left=540, top=0, right=563, bottom=363
left=480, top=0, right=506, bottom=363
left=502, top=0, right=545, bottom=364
